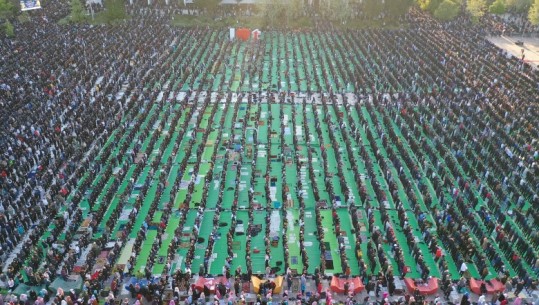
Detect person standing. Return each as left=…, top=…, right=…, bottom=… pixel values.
left=300, top=274, right=306, bottom=295
left=460, top=293, right=471, bottom=305
left=234, top=279, right=240, bottom=296
left=265, top=266, right=271, bottom=279
left=514, top=278, right=524, bottom=296
left=477, top=295, right=486, bottom=305
left=286, top=269, right=293, bottom=291
left=460, top=262, right=468, bottom=276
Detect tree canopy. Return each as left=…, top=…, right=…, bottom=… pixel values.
left=529, top=0, right=539, bottom=25
left=0, top=0, right=15, bottom=36
left=489, top=0, right=507, bottom=14
left=434, top=0, right=460, bottom=20
left=417, top=0, right=443, bottom=13
left=70, top=0, right=87, bottom=23
left=505, top=0, right=532, bottom=13
left=466, top=0, right=487, bottom=18
left=2, top=18, right=13, bottom=36
left=103, top=0, right=126, bottom=22
left=0, top=0, right=14, bottom=19
left=386, top=0, right=414, bottom=17
left=258, top=0, right=284, bottom=27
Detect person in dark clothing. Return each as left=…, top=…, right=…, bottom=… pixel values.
left=460, top=293, right=471, bottom=305
left=514, top=278, right=525, bottom=296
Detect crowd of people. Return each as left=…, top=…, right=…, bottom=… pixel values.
left=1, top=1, right=539, bottom=305
left=0, top=0, right=200, bottom=299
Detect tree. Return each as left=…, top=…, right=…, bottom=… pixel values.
left=529, top=0, right=539, bottom=25
left=434, top=0, right=459, bottom=20
left=330, top=0, right=352, bottom=23
left=489, top=0, right=506, bottom=14
left=505, top=0, right=531, bottom=13
left=386, top=0, right=414, bottom=17
left=0, top=0, right=14, bottom=19
left=70, top=0, right=87, bottom=22
left=417, top=0, right=429, bottom=10
left=2, top=19, right=14, bottom=36
left=417, top=0, right=443, bottom=12
left=467, top=0, right=487, bottom=18
left=103, top=0, right=126, bottom=22
left=286, top=0, right=303, bottom=22
left=259, top=0, right=285, bottom=27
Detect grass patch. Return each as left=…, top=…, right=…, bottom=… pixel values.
left=171, top=15, right=265, bottom=28
left=267, top=16, right=314, bottom=30
left=170, top=15, right=216, bottom=27
left=58, top=16, right=69, bottom=24
left=59, top=13, right=118, bottom=25
left=89, top=11, right=130, bottom=25
left=17, top=12, right=31, bottom=23
left=169, top=14, right=408, bottom=31
left=227, top=16, right=265, bottom=29
left=332, top=18, right=407, bottom=30
left=57, top=0, right=129, bottom=25
left=171, top=14, right=313, bottom=30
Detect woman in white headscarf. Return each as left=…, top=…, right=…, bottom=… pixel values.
left=174, top=287, right=181, bottom=300
left=477, top=295, right=486, bottom=305
left=107, top=292, right=115, bottom=304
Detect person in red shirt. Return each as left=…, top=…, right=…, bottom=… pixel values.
left=60, top=187, right=69, bottom=196
left=435, top=247, right=442, bottom=262
left=111, top=278, right=118, bottom=294
left=498, top=292, right=508, bottom=305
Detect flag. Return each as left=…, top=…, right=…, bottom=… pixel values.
left=20, top=0, right=41, bottom=11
